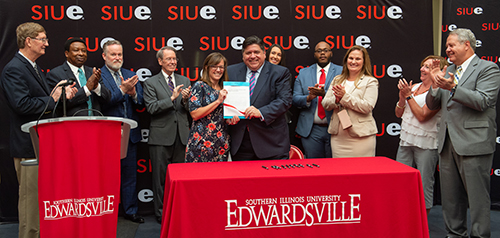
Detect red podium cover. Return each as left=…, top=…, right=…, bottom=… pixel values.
left=35, top=120, right=122, bottom=238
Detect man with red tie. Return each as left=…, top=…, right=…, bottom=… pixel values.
left=292, top=41, right=342, bottom=158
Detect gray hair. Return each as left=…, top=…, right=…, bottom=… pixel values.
left=102, top=40, right=122, bottom=55
left=450, top=28, right=476, bottom=51
left=156, top=46, right=176, bottom=60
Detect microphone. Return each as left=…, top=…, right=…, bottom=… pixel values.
left=59, top=78, right=75, bottom=87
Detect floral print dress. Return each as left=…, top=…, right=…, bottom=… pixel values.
left=185, top=81, right=229, bottom=162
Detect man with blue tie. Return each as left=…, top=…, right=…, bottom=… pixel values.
left=227, top=35, right=292, bottom=161
left=100, top=39, right=145, bottom=223
left=427, top=28, right=500, bottom=238
left=292, top=41, right=342, bottom=158
left=46, top=37, right=111, bottom=116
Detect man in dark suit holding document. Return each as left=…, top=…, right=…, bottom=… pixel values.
left=226, top=35, right=292, bottom=161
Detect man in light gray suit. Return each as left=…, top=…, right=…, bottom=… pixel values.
left=143, top=46, right=191, bottom=223
left=427, top=28, right=500, bottom=238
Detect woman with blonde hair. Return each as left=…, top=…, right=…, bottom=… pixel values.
left=322, top=45, right=379, bottom=157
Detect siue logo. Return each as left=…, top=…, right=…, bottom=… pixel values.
left=295, top=64, right=402, bottom=79
left=376, top=122, right=401, bottom=137
left=167, top=5, right=216, bottom=20
left=200, top=35, right=309, bottom=51
left=101, top=5, right=151, bottom=20
left=442, top=24, right=457, bottom=32
left=457, top=7, right=483, bottom=15
left=481, top=56, right=499, bottom=64
left=482, top=23, right=499, bottom=31
left=325, top=35, right=371, bottom=49
left=232, top=5, right=279, bottom=20
left=32, top=5, right=84, bottom=20
left=357, top=5, right=403, bottom=20
left=294, top=5, right=341, bottom=20
left=134, top=36, right=184, bottom=52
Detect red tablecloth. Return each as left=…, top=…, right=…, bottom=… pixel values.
left=160, top=157, right=429, bottom=238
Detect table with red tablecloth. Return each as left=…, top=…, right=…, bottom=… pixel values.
left=160, top=157, right=429, bottom=238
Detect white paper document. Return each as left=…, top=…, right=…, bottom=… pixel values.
left=223, top=82, right=249, bottom=119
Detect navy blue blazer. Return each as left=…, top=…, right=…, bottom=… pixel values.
left=0, top=52, right=55, bottom=158
left=292, top=62, right=342, bottom=137
left=227, top=61, right=292, bottom=158
left=100, top=66, right=144, bottom=144
left=46, top=61, right=111, bottom=116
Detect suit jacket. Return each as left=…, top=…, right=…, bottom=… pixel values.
left=143, top=72, right=190, bottom=146
left=100, top=66, right=144, bottom=144
left=46, top=62, right=111, bottom=116
left=426, top=55, right=500, bottom=156
left=227, top=61, right=292, bottom=158
left=322, top=75, right=379, bottom=137
left=0, top=52, right=56, bottom=158
left=293, top=62, right=342, bottom=137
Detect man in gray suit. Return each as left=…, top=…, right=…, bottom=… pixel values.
left=427, top=28, right=500, bottom=238
left=143, top=46, right=191, bottom=223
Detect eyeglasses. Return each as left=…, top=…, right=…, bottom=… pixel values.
left=164, top=57, right=178, bottom=62
left=210, top=65, right=225, bottom=70
left=315, top=49, right=331, bottom=54
left=32, top=38, right=49, bottom=43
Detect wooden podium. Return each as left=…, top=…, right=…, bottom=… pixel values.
left=21, top=116, right=137, bottom=238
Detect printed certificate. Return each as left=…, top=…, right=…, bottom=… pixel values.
left=223, top=82, right=249, bottom=119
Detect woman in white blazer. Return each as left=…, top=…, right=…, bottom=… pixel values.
left=322, top=45, right=379, bottom=157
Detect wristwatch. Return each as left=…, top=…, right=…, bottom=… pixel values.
left=406, top=95, right=413, bottom=100
left=450, top=85, right=457, bottom=96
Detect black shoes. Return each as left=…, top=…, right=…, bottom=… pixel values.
left=124, top=213, right=145, bottom=223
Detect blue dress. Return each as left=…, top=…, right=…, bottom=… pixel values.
left=185, top=81, right=229, bottom=162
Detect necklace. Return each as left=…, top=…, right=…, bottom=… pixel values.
left=412, top=83, right=429, bottom=96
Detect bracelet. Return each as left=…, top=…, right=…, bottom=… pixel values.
left=396, top=103, right=405, bottom=109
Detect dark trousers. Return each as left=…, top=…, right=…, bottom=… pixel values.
left=121, top=142, right=139, bottom=215
left=150, top=133, right=186, bottom=218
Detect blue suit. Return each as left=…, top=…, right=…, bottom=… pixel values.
left=292, top=63, right=342, bottom=158
left=100, top=66, right=144, bottom=215
left=227, top=61, right=292, bottom=160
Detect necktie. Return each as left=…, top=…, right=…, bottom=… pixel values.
left=168, top=75, right=175, bottom=93
left=78, top=68, right=92, bottom=115
left=114, top=71, right=121, bottom=86
left=33, top=63, right=48, bottom=92
left=317, top=69, right=326, bottom=119
left=454, top=66, right=462, bottom=84
left=114, top=71, right=127, bottom=117
left=249, top=71, right=257, bottom=97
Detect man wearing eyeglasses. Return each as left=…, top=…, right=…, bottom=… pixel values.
left=0, top=22, right=77, bottom=238
left=143, top=46, right=191, bottom=223
left=292, top=41, right=342, bottom=158
left=100, top=39, right=145, bottom=223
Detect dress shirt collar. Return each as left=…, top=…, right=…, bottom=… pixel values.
left=457, top=54, right=475, bottom=73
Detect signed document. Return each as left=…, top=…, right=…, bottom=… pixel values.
left=223, top=82, right=249, bottom=119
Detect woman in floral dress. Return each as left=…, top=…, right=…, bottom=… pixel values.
left=185, top=52, right=230, bottom=162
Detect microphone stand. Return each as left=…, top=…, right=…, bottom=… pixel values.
left=61, top=85, right=67, bottom=117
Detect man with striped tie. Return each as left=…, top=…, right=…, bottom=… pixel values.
left=227, top=35, right=292, bottom=161
left=143, top=46, right=191, bottom=223
left=427, top=28, right=500, bottom=238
